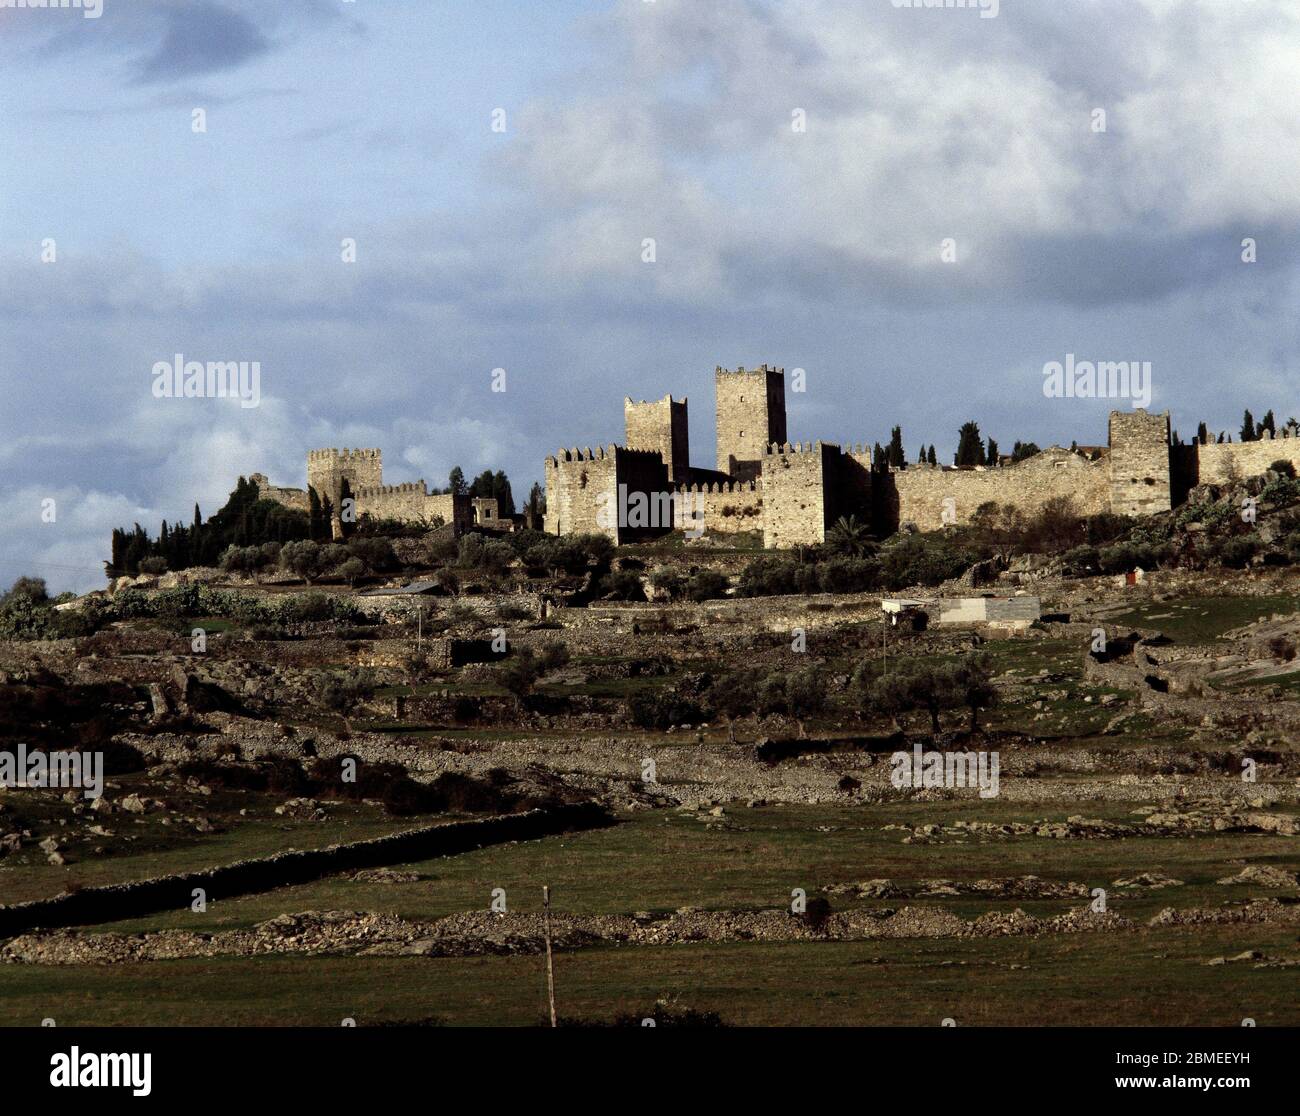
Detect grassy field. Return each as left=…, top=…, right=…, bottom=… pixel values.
left=1, top=926, right=1294, bottom=1027
left=0, top=807, right=426, bottom=906
left=26, top=800, right=1299, bottom=934
left=1105, top=595, right=1300, bottom=643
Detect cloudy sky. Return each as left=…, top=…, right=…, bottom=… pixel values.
left=2, top=0, right=1299, bottom=592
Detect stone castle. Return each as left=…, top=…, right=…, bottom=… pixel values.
left=253, top=449, right=501, bottom=536
left=544, top=364, right=1300, bottom=547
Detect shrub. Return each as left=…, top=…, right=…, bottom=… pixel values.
left=1265, top=635, right=1296, bottom=662
left=600, top=570, right=646, bottom=601
left=647, top=565, right=685, bottom=600
left=457, top=534, right=515, bottom=573
left=496, top=649, right=541, bottom=700
left=686, top=569, right=729, bottom=601
left=536, top=642, right=570, bottom=672
left=877, top=533, right=972, bottom=589
left=1, top=576, right=49, bottom=605
left=1215, top=536, right=1259, bottom=569
left=628, top=690, right=704, bottom=730
left=816, top=558, right=877, bottom=594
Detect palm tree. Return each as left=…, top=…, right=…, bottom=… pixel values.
left=826, top=515, right=875, bottom=558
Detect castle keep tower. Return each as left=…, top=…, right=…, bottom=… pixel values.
left=1108, top=410, right=1171, bottom=516
left=306, top=448, right=383, bottom=510
left=624, top=395, right=690, bottom=486
left=715, top=364, right=787, bottom=482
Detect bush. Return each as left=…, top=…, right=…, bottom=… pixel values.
left=536, top=642, right=570, bottom=672
left=647, top=565, right=685, bottom=600
left=1265, top=635, right=1296, bottom=662
left=877, top=533, right=972, bottom=589
left=1, top=576, right=48, bottom=606
left=152, top=584, right=200, bottom=619
left=686, top=569, right=729, bottom=602
left=600, top=570, right=646, bottom=601
left=457, top=534, right=515, bottom=573
left=628, top=690, right=704, bottom=730
left=815, top=558, right=877, bottom=594
left=1214, top=536, right=1259, bottom=569
left=496, top=649, right=541, bottom=699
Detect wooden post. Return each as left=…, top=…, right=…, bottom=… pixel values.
left=543, top=885, right=557, bottom=1028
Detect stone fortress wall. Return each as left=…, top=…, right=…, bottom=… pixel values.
left=1195, top=431, right=1300, bottom=486
left=1108, top=410, right=1173, bottom=517
left=672, top=479, right=762, bottom=534
left=543, top=446, right=669, bottom=544
left=306, top=448, right=382, bottom=509
left=250, top=367, right=1300, bottom=551
left=887, top=447, right=1112, bottom=532
left=253, top=448, right=472, bottom=535
left=545, top=361, right=1300, bottom=549
left=247, top=474, right=310, bottom=514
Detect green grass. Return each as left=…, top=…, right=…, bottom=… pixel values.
left=2, top=927, right=1295, bottom=1027
left=74, top=801, right=1300, bottom=935
left=1105, top=595, right=1299, bottom=643
left=0, top=810, right=422, bottom=906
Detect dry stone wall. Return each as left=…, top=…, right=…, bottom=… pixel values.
left=0, top=804, right=614, bottom=937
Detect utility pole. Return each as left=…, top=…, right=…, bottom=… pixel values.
left=543, top=885, right=557, bottom=1028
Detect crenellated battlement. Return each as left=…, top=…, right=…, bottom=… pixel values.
left=716, top=363, right=785, bottom=377
left=674, top=479, right=759, bottom=495
left=354, top=481, right=429, bottom=499
left=308, top=448, right=382, bottom=463
left=765, top=440, right=835, bottom=456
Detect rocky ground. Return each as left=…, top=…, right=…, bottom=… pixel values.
left=3, top=565, right=1300, bottom=1023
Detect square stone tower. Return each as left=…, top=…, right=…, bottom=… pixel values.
left=715, top=364, right=787, bottom=482
left=624, top=394, right=690, bottom=486
left=1108, top=410, right=1171, bottom=516
left=306, top=448, right=383, bottom=509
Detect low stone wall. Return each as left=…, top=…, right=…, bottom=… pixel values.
left=0, top=803, right=613, bottom=937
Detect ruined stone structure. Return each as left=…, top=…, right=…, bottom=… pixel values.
left=248, top=474, right=309, bottom=514
left=255, top=448, right=472, bottom=535
left=546, top=361, right=1300, bottom=549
